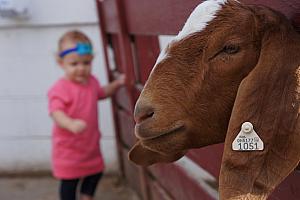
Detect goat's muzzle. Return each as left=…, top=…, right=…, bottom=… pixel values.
left=134, top=101, right=154, bottom=124
left=134, top=99, right=185, bottom=141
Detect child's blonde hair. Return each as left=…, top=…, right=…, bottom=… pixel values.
left=58, top=30, right=93, bottom=52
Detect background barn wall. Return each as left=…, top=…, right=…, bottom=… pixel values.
left=0, top=0, right=118, bottom=174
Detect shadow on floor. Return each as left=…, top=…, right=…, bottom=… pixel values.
left=0, top=173, right=140, bottom=200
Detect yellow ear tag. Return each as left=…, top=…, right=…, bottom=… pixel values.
left=232, top=122, right=264, bottom=151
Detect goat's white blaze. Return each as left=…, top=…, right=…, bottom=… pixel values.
left=153, top=0, right=228, bottom=70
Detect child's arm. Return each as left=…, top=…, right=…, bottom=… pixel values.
left=51, top=111, right=86, bottom=134
left=102, top=74, right=126, bottom=98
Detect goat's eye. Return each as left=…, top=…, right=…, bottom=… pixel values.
left=223, top=45, right=239, bottom=54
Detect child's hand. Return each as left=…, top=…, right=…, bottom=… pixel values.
left=117, top=74, right=126, bottom=86
left=69, top=119, right=87, bottom=134
left=102, top=74, right=126, bottom=98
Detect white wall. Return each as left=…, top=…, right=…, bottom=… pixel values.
left=0, top=0, right=118, bottom=174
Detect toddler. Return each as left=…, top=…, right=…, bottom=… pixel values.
left=48, top=30, right=125, bottom=200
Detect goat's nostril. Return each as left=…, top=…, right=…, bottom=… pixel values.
left=134, top=104, right=154, bottom=124
left=137, top=111, right=154, bottom=124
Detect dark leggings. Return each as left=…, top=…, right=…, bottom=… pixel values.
left=59, top=172, right=103, bottom=200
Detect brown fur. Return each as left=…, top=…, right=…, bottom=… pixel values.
left=129, top=1, right=300, bottom=199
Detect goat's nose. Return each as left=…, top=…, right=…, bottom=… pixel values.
left=134, top=101, right=154, bottom=124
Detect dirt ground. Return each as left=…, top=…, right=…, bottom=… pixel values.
left=0, top=173, right=140, bottom=200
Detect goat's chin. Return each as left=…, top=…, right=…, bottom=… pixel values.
left=129, top=120, right=192, bottom=166
left=128, top=141, right=186, bottom=166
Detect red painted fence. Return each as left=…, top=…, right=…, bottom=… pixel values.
left=95, top=0, right=300, bottom=199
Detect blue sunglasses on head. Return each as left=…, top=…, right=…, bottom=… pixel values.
left=59, top=43, right=93, bottom=58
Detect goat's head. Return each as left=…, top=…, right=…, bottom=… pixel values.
left=129, top=0, right=300, bottom=199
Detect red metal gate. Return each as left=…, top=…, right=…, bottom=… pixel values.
left=95, top=0, right=300, bottom=199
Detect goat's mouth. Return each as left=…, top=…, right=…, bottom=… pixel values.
left=135, top=122, right=186, bottom=141
left=129, top=122, right=188, bottom=165
left=134, top=123, right=188, bottom=156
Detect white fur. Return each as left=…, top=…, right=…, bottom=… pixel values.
left=154, top=0, right=228, bottom=66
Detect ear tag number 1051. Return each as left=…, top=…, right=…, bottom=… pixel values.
left=232, top=122, right=264, bottom=151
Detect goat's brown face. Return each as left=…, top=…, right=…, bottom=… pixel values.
left=130, top=2, right=261, bottom=164
left=129, top=1, right=300, bottom=199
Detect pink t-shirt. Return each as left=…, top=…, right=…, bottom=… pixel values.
left=48, top=75, right=106, bottom=179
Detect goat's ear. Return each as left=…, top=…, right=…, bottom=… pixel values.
left=219, top=27, right=300, bottom=198
left=128, top=142, right=185, bottom=166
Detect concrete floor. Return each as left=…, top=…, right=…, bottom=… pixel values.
left=0, top=174, right=140, bottom=200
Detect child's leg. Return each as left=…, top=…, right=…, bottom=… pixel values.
left=80, top=194, right=93, bottom=200
left=60, top=178, right=80, bottom=200
left=80, top=172, right=103, bottom=200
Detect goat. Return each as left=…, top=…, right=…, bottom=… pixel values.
left=128, top=0, right=300, bottom=199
